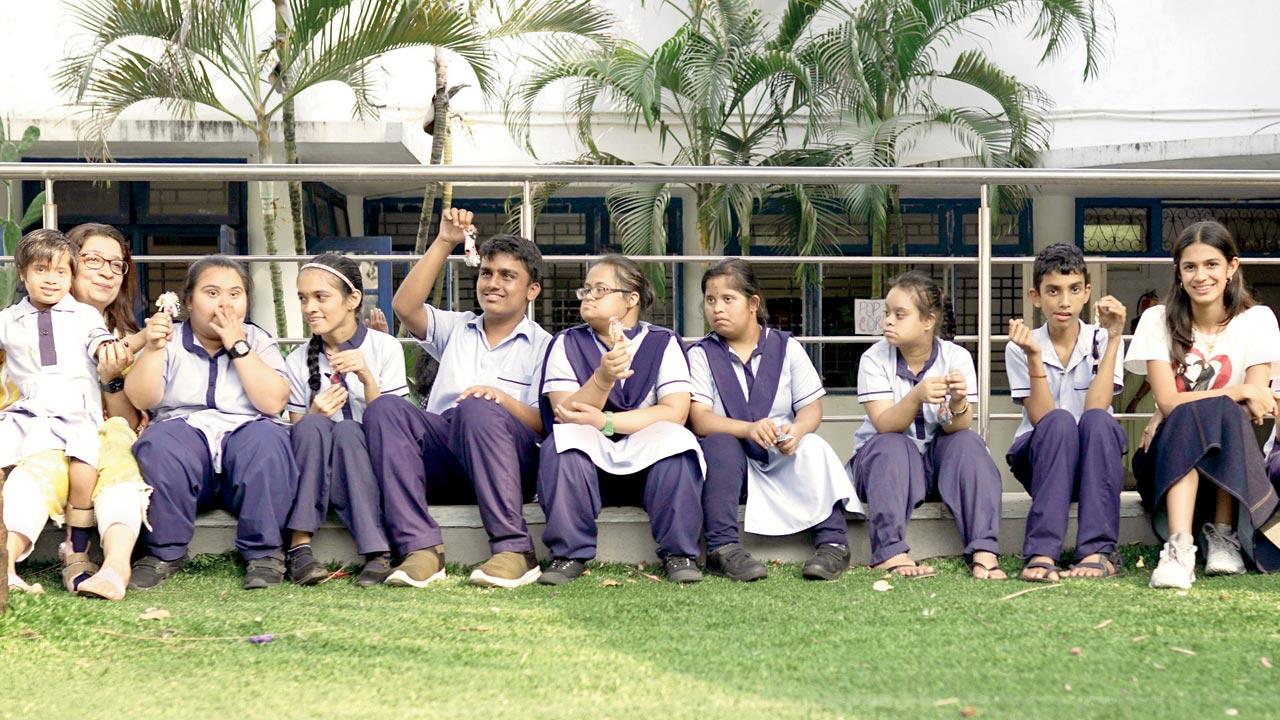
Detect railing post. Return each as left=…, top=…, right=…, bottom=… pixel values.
left=42, top=179, right=57, bottom=229
left=978, top=185, right=993, bottom=439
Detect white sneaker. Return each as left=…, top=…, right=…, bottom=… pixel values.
left=1149, top=534, right=1197, bottom=589
left=1203, top=523, right=1246, bottom=576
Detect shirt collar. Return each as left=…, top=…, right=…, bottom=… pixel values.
left=339, top=323, right=368, bottom=352
left=182, top=321, right=225, bottom=361
left=12, top=294, right=77, bottom=317
left=467, top=312, right=533, bottom=349
left=1035, top=320, right=1094, bottom=372
left=711, top=326, right=768, bottom=365
left=894, top=340, right=940, bottom=383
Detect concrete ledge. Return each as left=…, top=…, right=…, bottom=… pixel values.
left=31, top=492, right=1156, bottom=565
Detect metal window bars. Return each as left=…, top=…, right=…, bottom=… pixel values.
left=9, top=162, right=1280, bottom=438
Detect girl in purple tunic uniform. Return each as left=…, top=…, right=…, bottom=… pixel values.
left=847, top=271, right=1005, bottom=580
left=536, top=254, right=704, bottom=585
left=688, top=259, right=860, bottom=582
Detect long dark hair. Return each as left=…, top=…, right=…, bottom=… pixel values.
left=66, top=223, right=139, bottom=334
left=1163, top=220, right=1255, bottom=370
left=701, top=258, right=768, bottom=326
left=301, top=253, right=363, bottom=402
left=887, top=270, right=956, bottom=342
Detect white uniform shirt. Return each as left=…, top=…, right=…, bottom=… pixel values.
left=851, top=339, right=979, bottom=456
left=416, top=305, right=551, bottom=415
left=285, top=325, right=409, bottom=422
left=687, top=329, right=824, bottom=421
left=1005, top=320, right=1125, bottom=440
left=0, top=294, right=113, bottom=420
left=541, top=322, right=694, bottom=406
left=151, top=321, right=288, bottom=471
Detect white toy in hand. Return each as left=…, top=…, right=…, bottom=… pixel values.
left=462, top=225, right=480, bottom=268
left=155, top=291, right=181, bottom=318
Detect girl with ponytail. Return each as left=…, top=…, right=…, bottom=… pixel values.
left=847, top=270, right=1006, bottom=580
left=283, top=253, right=408, bottom=587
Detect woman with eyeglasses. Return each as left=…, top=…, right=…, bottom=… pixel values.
left=1, top=223, right=150, bottom=599
left=535, top=254, right=705, bottom=585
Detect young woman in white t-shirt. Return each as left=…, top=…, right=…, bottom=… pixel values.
left=1125, top=220, right=1280, bottom=589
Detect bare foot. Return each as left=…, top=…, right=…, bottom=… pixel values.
left=873, top=552, right=936, bottom=578
left=1065, top=553, right=1116, bottom=578
left=1017, top=555, right=1060, bottom=582
left=969, top=551, right=1007, bottom=580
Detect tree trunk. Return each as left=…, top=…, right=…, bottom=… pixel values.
left=256, top=126, right=288, bottom=337
left=283, top=100, right=306, bottom=256
left=413, top=47, right=451, bottom=256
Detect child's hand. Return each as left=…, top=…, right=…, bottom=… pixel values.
left=596, top=346, right=634, bottom=385
left=328, top=349, right=371, bottom=384
left=310, top=384, right=348, bottom=416
left=553, top=400, right=606, bottom=429
left=776, top=424, right=803, bottom=455
left=1008, top=319, right=1040, bottom=357
left=746, top=418, right=778, bottom=450
left=913, top=376, right=948, bottom=405
left=144, top=312, right=173, bottom=351
left=1094, top=295, right=1127, bottom=337
left=436, top=207, right=476, bottom=248
left=367, top=307, right=389, bottom=334
left=209, top=306, right=246, bottom=350
left=96, top=341, right=135, bottom=383
left=945, top=370, right=967, bottom=404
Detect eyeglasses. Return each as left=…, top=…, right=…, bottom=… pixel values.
left=575, top=285, right=629, bottom=301
left=80, top=253, right=128, bottom=276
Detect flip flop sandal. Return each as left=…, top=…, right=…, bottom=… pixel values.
left=1067, top=554, right=1123, bottom=579
left=77, top=567, right=127, bottom=601
left=968, top=559, right=1008, bottom=580
left=1017, top=559, right=1061, bottom=583
left=878, top=562, right=937, bottom=579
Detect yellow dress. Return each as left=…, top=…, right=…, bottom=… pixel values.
left=0, top=349, right=147, bottom=523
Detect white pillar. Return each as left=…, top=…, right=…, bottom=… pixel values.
left=677, top=188, right=705, bottom=336
left=1031, top=194, right=1076, bottom=251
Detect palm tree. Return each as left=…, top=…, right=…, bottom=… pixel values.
left=410, top=0, right=614, bottom=256
left=57, top=0, right=497, bottom=335
left=507, top=0, right=1109, bottom=294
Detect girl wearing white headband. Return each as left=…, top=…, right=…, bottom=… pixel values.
left=281, top=253, right=408, bottom=586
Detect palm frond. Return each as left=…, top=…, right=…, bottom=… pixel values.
left=482, top=0, right=614, bottom=45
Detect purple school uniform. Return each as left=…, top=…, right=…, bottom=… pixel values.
left=135, top=322, right=298, bottom=562
left=0, top=294, right=115, bottom=467
left=690, top=328, right=858, bottom=549
left=537, top=323, right=703, bottom=561
left=362, top=308, right=550, bottom=558
left=847, top=339, right=1002, bottom=566
left=284, top=325, right=408, bottom=555
left=1004, top=321, right=1126, bottom=561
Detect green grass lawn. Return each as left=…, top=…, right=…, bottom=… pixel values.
left=2, top=546, right=1279, bottom=720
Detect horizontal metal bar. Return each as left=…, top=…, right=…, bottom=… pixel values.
left=13, top=162, right=1280, bottom=187
left=0, top=253, right=980, bottom=265
left=821, top=412, right=1155, bottom=422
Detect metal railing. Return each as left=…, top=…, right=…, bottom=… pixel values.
left=6, top=161, right=1280, bottom=439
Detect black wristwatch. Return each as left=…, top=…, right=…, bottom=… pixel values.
left=100, top=376, right=125, bottom=394
left=228, top=339, right=252, bottom=359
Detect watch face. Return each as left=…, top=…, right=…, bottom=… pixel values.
left=232, top=340, right=251, bottom=356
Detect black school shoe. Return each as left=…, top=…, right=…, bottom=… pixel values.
left=128, top=554, right=188, bottom=590
left=663, top=556, right=703, bottom=584
left=244, top=555, right=287, bottom=590
left=537, top=558, right=587, bottom=585
left=705, top=543, right=768, bottom=582
left=802, top=543, right=850, bottom=581
left=287, top=546, right=329, bottom=586
left=356, top=553, right=394, bottom=587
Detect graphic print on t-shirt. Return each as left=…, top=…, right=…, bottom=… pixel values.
left=1175, top=347, right=1231, bottom=392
